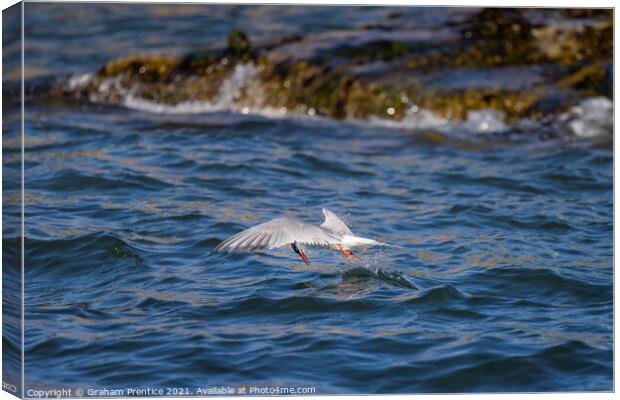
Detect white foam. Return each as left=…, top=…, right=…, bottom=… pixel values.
left=558, top=96, right=613, bottom=138
left=122, top=96, right=219, bottom=114
left=367, top=107, right=449, bottom=130
left=65, top=72, right=93, bottom=91
left=462, top=109, right=510, bottom=134
left=114, top=63, right=259, bottom=115
left=212, top=63, right=258, bottom=108
left=366, top=106, right=515, bottom=135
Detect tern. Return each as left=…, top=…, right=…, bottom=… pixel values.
left=215, top=208, right=395, bottom=265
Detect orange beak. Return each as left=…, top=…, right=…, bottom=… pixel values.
left=337, top=244, right=356, bottom=258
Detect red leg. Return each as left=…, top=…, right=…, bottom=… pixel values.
left=292, top=242, right=310, bottom=265
left=298, top=248, right=310, bottom=265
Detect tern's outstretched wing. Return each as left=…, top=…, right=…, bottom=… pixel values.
left=320, top=208, right=352, bottom=237
left=215, top=217, right=340, bottom=252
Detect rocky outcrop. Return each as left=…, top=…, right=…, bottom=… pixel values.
left=57, top=8, right=613, bottom=126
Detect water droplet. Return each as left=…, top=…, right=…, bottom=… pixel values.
left=410, top=105, right=418, bottom=113
left=241, top=107, right=250, bottom=115
left=387, top=107, right=395, bottom=115
left=221, top=57, right=229, bottom=66
left=308, top=108, right=316, bottom=116
left=138, top=66, right=146, bottom=74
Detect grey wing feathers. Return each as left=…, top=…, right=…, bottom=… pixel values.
left=215, top=217, right=340, bottom=253
left=320, top=208, right=352, bottom=236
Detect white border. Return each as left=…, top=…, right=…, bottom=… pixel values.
left=0, top=2, right=616, bottom=400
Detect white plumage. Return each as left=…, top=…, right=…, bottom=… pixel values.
left=216, top=208, right=394, bottom=264
left=215, top=216, right=339, bottom=252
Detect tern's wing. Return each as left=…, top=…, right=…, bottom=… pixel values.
left=320, top=208, right=353, bottom=236
left=215, top=217, right=340, bottom=253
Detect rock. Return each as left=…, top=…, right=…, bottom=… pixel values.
left=51, top=9, right=612, bottom=127
left=227, top=29, right=253, bottom=61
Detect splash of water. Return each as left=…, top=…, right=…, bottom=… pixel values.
left=342, top=252, right=418, bottom=289
left=557, top=96, right=613, bottom=138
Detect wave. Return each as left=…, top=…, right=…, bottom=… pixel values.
left=371, top=339, right=611, bottom=392
left=25, top=232, right=147, bottom=278
left=63, top=65, right=613, bottom=140
left=286, top=153, right=376, bottom=178
left=369, top=97, right=613, bottom=139
left=402, top=284, right=466, bottom=305
left=465, top=266, right=612, bottom=306
left=85, top=63, right=263, bottom=116
left=31, top=169, right=172, bottom=192
left=215, top=294, right=384, bottom=316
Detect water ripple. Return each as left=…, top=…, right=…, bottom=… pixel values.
left=6, top=85, right=611, bottom=393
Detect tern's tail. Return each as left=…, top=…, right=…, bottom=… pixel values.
left=373, top=240, right=404, bottom=249
left=342, top=235, right=404, bottom=249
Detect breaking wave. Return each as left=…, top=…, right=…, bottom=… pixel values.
left=64, top=63, right=612, bottom=140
